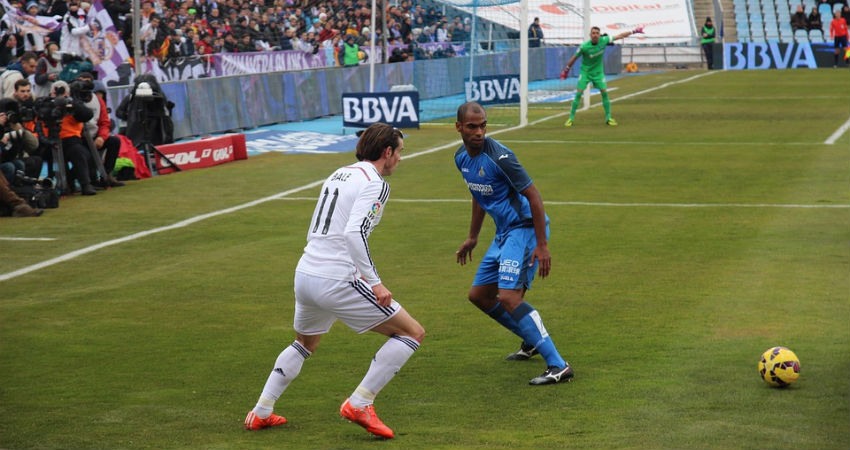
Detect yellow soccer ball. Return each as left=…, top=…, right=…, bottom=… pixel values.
left=758, top=347, right=800, bottom=388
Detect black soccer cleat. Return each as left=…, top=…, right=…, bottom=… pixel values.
left=529, top=365, right=574, bottom=385
left=505, top=342, right=539, bottom=361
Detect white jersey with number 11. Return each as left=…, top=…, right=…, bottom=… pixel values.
left=295, top=161, right=390, bottom=287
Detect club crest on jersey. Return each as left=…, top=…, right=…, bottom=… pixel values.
left=478, top=167, right=485, bottom=177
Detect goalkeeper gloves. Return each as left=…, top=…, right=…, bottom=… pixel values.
left=560, top=67, right=570, bottom=79
left=632, top=26, right=644, bottom=34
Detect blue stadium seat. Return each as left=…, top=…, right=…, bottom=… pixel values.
left=818, top=3, right=833, bottom=21
left=793, top=27, right=810, bottom=42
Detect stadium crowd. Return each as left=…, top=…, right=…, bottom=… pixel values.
left=0, top=0, right=477, bottom=216
left=0, top=0, right=475, bottom=69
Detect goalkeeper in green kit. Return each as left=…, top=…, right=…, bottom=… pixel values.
left=561, top=25, right=644, bottom=127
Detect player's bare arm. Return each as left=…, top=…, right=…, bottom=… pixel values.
left=521, top=184, right=551, bottom=278
left=457, top=198, right=486, bottom=265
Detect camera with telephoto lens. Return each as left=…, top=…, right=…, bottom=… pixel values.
left=34, top=88, right=75, bottom=126
left=70, top=79, right=94, bottom=103
left=14, top=169, right=38, bottom=186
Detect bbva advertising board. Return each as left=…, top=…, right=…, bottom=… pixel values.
left=465, top=74, right=521, bottom=106
left=342, top=92, right=420, bottom=129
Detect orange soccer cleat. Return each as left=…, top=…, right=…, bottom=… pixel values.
left=339, top=398, right=394, bottom=439
left=244, top=411, right=288, bottom=430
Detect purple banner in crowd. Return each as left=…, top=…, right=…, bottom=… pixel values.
left=215, top=50, right=326, bottom=76
left=142, top=50, right=334, bottom=81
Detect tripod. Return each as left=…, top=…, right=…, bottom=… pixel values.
left=36, top=120, right=68, bottom=194
left=131, top=95, right=181, bottom=175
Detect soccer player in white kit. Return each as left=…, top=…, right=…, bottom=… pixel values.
left=245, top=123, right=425, bottom=439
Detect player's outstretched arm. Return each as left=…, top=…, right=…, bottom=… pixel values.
left=613, top=26, right=644, bottom=41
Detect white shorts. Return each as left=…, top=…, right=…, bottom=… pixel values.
left=293, top=271, right=401, bottom=335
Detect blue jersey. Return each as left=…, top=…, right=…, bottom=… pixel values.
left=454, top=137, right=544, bottom=234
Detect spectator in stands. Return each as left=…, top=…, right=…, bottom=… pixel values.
left=843, top=5, right=850, bottom=26
left=0, top=171, right=43, bottom=217
left=435, top=22, right=448, bottom=42
left=808, top=6, right=825, bottom=39
left=452, top=21, right=469, bottom=43
left=1, top=51, right=37, bottom=99
left=237, top=32, right=254, bottom=52
left=60, top=0, right=91, bottom=58
left=140, top=14, right=161, bottom=56
left=0, top=35, right=20, bottom=68
left=701, top=17, right=716, bottom=69
left=196, top=32, right=214, bottom=54
left=528, top=17, right=543, bottom=47
left=418, top=25, right=436, bottom=43
left=222, top=32, right=238, bottom=52
left=33, top=42, right=62, bottom=99
left=791, top=5, right=808, bottom=34
left=830, top=10, right=848, bottom=66
left=22, top=1, right=46, bottom=53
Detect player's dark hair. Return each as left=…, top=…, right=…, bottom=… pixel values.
left=591, top=26, right=600, bottom=33
left=456, top=101, right=486, bottom=122
left=355, top=123, right=403, bottom=161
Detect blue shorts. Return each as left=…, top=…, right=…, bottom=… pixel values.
left=472, top=224, right=550, bottom=290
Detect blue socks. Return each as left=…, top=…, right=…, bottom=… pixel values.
left=486, top=303, right=526, bottom=340
left=510, top=303, right=567, bottom=369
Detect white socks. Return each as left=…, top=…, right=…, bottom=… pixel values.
left=348, top=335, right=419, bottom=408
left=252, top=341, right=311, bottom=418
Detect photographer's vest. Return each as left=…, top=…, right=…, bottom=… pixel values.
left=59, top=114, right=84, bottom=139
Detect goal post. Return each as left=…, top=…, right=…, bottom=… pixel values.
left=408, top=0, right=590, bottom=128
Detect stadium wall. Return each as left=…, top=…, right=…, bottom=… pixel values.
left=104, top=46, right=621, bottom=141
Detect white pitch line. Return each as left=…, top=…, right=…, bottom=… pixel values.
left=0, top=71, right=746, bottom=283
left=825, top=116, right=850, bottom=145
left=0, top=237, right=57, bottom=241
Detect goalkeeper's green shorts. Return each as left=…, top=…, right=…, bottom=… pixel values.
left=576, top=73, right=607, bottom=91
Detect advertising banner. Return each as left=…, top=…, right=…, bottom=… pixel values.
left=465, top=74, right=520, bottom=105
left=342, top=92, right=420, bottom=129
left=720, top=42, right=843, bottom=69
left=155, top=133, right=247, bottom=174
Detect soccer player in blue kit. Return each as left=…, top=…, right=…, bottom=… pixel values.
left=453, top=101, right=573, bottom=385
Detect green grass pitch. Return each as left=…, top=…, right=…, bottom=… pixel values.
left=1, top=68, right=848, bottom=449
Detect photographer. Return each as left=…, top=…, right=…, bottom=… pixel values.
left=41, top=80, right=96, bottom=195
left=72, top=72, right=123, bottom=187
left=0, top=171, right=42, bottom=217
left=116, top=73, right=174, bottom=148
left=0, top=97, right=40, bottom=184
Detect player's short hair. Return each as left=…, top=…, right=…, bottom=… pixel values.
left=355, top=123, right=404, bottom=161
left=456, top=101, right=486, bottom=122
